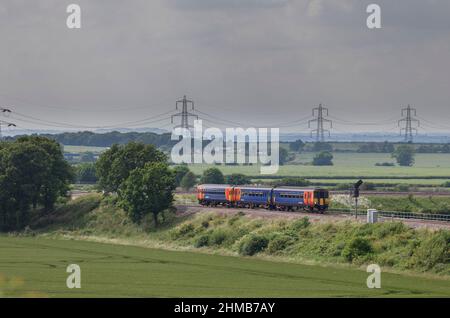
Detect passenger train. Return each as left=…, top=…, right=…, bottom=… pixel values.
left=196, top=184, right=330, bottom=212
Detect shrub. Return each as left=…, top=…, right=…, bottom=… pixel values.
left=194, top=234, right=210, bottom=248
left=410, top=231, right=450, bottom=271
left=267, top=235, right=294, bottom=254
left=274, top=177, right=310, bottom=187
left=290, top=217, right=310, bottom=231
left=373, top=222, right=407, bottom=239
left=173, top=223, right=195, bottom=238
left=342, top=237, right=373, bottom=262
left=209, top=229, right=228, bottom=246
left=238, top=235, right=269, bottom=256
left=375, top=162, right=395, bottom=167
left=312, top=151, right=333, bottom=166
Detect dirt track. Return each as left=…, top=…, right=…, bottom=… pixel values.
left=176, top=204, right=450, bottom=230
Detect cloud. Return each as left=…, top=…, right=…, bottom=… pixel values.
left=0, top=0, right=449, bottom=132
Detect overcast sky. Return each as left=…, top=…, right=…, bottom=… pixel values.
left=1, top=0, right=450, bottom=133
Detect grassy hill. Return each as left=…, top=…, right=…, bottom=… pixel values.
left=0, top=194, right=448, bottom=297
left=1, top=236, right=449, bottom=297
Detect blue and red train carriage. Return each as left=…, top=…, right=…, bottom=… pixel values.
left=196, top=184, right=330, bottom=213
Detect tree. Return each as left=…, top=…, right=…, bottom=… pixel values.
left=289, top=139, right=305, bottom=152
left=119, top=162, right=175, bottom=226
left=96, top=142, right=166, bottom=193
left=312, top=142, right=333, bottom=152
left=15, top=136, right=74, bottom=211
left=226, top=173, right=251, bottom=185
left=0, top=137, right=74, bottom=230
left=80, top=151, right=95, bottom=162
left=75, top=163, right=97, bottom=183
left=180, top=171, right=197, bottom=191
left=312, top=151, right=333, bottom=166
left=279, top=147, right=290, bottom=165
left=173, top=165, right=190, bottom=187
left=392, top=145, right=415, bottom=167
left=200, top=167, right=225, bottom=184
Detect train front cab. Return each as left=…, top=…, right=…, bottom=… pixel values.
left=313, top=188, right=330, bottom=212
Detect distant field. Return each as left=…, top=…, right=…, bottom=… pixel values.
left=63, top=145, right=108, bottom=154
left=188, top=153, right=450, bottom=179
left=1, top=236, right=449, bottom=297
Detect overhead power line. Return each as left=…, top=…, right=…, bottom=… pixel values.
left=308, top=104, right=332, bottom=142
left=171, top=95, right=198, bottom=130
left=398, top=105, right=420, bottom=142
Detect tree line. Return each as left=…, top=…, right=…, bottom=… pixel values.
left=0, top=137, right=74, bottom=231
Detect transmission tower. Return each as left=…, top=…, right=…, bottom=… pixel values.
left=398, top=105, right=419, bottom=142
left=308, top=103, right=332, bottom=142
left=0, top=107, right=15, bottom=140
left=171, top=95, right=198, bottom=130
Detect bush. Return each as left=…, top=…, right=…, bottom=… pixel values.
left=312, top=151, right=333, bottom=166
left=238, top=235, right=269, bottom=256
left=226, top=174, right=251, bottom=185
left=267, top=235, right=294, bottom=254
left=375, top=162, right=395, bottom=167
left=410, top=231, right=450, bottom=271
left=172, top=223, right=195, bottom=239
left=274, top=177, right=310, bottom=187
left=209, top=229, right=228, bottom=245
left=290, top=217, right=310, bottom=231
left=342, top=237, right=373, bottom=262
left=194, top=234, right=210, bottom=248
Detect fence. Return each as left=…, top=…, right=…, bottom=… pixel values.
left=328, top=208, right=450, bottom=222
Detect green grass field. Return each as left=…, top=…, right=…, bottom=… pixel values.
left=62, top=145, right=108, bottom=154
left=0, top=236, right=449, bottom=297
left=187, top=153, right=450, bottom=180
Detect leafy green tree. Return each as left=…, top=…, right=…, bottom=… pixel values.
left=173, top=165, right=190, bottom=187
left=289, top=139, right=305, bottom=152
left=75, top=163, right=97, bottom=183
left=180, top=171, right=197, bottom=191
left=96, top=142, right=166, bottom=193
left=119, top=162, right=175, bottom=226
left=279, top=147, right=290, bottom=165
left=80, top=151, right=95, bottom=162
left=226, top=173, right=251, bottom=185
left=392, top=145, right=415, bottom=167
left=0, top=137, right=73, bottom=230
left=15, top=136, right=74, bottom=211
left=312, top=142, right=333, bottom=152
left=312, top=151, right=334, bottom=166
left=200, top=167, right=225, bottom=184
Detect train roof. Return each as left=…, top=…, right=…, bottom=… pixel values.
left=238, top=186, right=273, bottom=191
left=197, top=184, right=328, bottom=191
left=197, top=184, right=231, bottom=189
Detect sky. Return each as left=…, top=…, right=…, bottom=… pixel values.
left=1, top=0, right=450, bottom=134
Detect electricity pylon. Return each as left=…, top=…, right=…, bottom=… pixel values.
left=0, top=107, right=14, bottom=140
left=398, top=105, right=419, bottom=143
left=171, top=95, right=198, bottom=130
left=308, top=103, right=332, bottom=142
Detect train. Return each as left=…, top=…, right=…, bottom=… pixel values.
left=196, top=184, right=330, bottom=213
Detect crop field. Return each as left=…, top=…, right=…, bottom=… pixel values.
left=62, top=145, right=109, bottom=154
left=0, top=236, right=449, bottom=297
left=187, top=153, right=450, bottom=180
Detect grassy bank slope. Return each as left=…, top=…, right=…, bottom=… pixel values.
left=1, top=236, right=449, bottom=297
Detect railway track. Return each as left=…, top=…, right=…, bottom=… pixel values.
left=176, top=204, right=450, bottom=223
left=330, top=190, right=450, bottom=196
left=176, top=190, right=450, bottom=197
